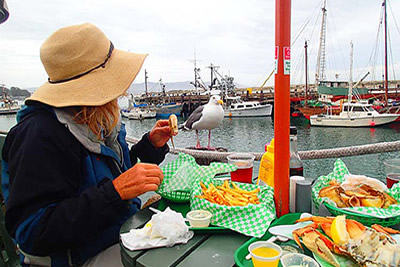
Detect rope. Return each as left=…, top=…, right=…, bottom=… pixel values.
left=126, top=136, right=400, bottom=161
left=1, top=130, right=398, bottom=161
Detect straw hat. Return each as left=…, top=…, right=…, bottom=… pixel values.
left=26, top=23, right=147, bottom=107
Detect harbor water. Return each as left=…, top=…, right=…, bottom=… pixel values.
left=1, top=114, right=399, bottom=182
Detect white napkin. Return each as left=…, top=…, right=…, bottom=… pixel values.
left=120, top=207, right=194, bottom=251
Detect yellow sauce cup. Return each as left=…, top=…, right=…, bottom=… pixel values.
left=248, top=241, right=282, bottom=267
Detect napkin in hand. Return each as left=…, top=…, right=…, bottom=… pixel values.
left=120, top=207, right=194, bottom=250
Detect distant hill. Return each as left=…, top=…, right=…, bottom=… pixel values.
left=128, top=81, right=193, bottom=95
left=23, top=81, right=246, bottom=95
left=25, top=87, right=37, bottom=93
left=128, top=81, right=246, bottom=95
left=1, top=86, right=31, bottom=98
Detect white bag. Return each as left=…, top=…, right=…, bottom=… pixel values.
left=120, top=208, right=194, bottom=251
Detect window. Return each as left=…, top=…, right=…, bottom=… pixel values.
left=237, top=105, right=244, bottom=108
left=353, top=107, right=365, bottom=112
left=246, top=105, right=252, bottom=108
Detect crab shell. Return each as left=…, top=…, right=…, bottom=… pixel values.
left=293, top=216, right=400, bottom=267
left=318, top=180, right=398, bottom=208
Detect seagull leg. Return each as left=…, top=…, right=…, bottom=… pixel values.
left=206, top=130, right=215, bottom=150
left=195, top=130, right=201, bottom=148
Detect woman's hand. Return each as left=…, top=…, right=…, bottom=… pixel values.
left=112, top=163, right=164, bottom=200
left=149, top=120, right=176, bottom=148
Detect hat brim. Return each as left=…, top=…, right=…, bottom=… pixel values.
left=27, top=49, right=147, bottom=107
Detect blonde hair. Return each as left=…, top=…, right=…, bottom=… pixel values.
left=73, top=99, right=120, bottom=140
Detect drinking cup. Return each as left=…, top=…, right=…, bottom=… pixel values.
left=383, top=158, right=400, bottom=188
left=248, top=241, right=282, bottom=267
left=227, top=153, right=255, bottom=184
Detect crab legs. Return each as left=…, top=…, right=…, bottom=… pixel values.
left=292, top=216, right=400, bottom=267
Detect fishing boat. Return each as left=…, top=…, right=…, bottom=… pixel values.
left=121, top=107, right=156, bottom=120
left=120, top=90, right=156, bottom=120
left=296, top=1, right=373, bottom=118
left=224, top=96, right=272, bottom=117
left=0, top=96, right=20, bottom=115
left=310, top=100, right=399, bottom=127
left=310, top=41, right=400, bottom=127
left=154, top=102, right=182, bottom=118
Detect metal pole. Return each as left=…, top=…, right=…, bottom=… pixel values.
left=145, top=69, right=148, bottom=97
left=305, top=41, right=308, bottom=107
left=384, top=0, right=388, bottom=106
left=274, top=0, right=291, bottom=217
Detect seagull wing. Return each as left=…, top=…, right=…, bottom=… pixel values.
left=184, top=105, right=204, bottom=130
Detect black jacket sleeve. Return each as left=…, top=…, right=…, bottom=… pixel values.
left=129, top=132, right=169, bottom=166
left=3, top=110, right=130, bottom=255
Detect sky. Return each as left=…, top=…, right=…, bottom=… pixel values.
left=0, top=0, right=399, bottom=90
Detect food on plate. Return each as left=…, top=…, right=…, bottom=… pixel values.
left=318, top=179, right=398, bottom=208
left=292, top=215, right=400, bottom=267
left=330, top=215, right=349, bottom=245
left=168, top=114, right=178, bottom=148
left=195, top=180, right=260, bottom=206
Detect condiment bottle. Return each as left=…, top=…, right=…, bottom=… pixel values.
left=289, top=126, right=303, bottom=177
left=257, top=138, right=275, bottom=187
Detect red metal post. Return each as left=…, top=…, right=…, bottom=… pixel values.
left=274, top=0, right=291, bottom=217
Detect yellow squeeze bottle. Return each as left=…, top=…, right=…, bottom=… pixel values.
left=257, top=138, right=275, bottom=187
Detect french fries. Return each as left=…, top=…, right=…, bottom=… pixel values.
left=195, top=180, right=261, bottom=206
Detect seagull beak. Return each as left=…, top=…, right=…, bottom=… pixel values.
left=218, top=100, right=224, bottom=105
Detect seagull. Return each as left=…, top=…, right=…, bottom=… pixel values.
left=182, top=95, right=224, bottom=149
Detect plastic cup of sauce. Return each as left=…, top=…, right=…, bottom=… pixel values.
left=280, top=252, right=319, bottom=267
left=186, top=210, right=212, bottom=228
left=227, top=153, right=255, bottom=184
left=248, top=241, right=282, bottom=267
left=383, top=158, right=400, bottom=188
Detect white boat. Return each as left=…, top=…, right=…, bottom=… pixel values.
left=310, top=101, right=399, bottom=127
left=0, top=98, right=20, bottom=115
left=224, top=96, right=272, bottom=117
left=310, top=39, right=400, bottom=127
left=121, top=107, right=156, bottom=120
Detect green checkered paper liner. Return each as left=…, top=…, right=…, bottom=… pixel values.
left=312, top=158, right=400, bottom=219
left=157, top=153, right=238, bottom=201
left=191, top=178, right=276, bottom=238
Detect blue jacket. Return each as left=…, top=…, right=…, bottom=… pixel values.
left=1, top=102, right=169, bottom=266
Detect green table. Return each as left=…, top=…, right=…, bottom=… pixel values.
left=119, top=200, right=250, bottom=267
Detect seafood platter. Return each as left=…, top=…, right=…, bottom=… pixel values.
left=234, top=213, right=400, bottom=267
left=234, top=159, right=400, bottom=267
left=312, top=160, right=400, bottom=226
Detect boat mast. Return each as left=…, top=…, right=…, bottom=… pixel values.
left=383, top=0, right=388, bottom=106
left=315, top=0, right=327, bottom=89
left=144, top=69, right=148, bottom=97
left=305, top=40, right=308, bottom=107
left=189, top=49, right=200, bottom=94
left=207, top=63, right=220, bottom=91
left=348, top=41, right=354, bottom=114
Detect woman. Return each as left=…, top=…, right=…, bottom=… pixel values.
left=1, top=23, right=172, bottom=266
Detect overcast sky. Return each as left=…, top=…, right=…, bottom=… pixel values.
left=0, top=0, right=399, bottom=90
